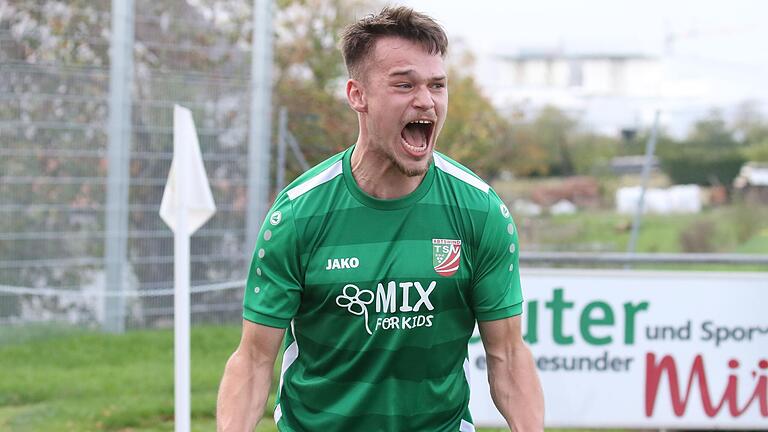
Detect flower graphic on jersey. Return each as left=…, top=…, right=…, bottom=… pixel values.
left=432, top=239, right=461, bottom=277
left=335, top=284, right=374, bottom=335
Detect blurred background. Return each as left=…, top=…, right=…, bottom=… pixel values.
left=1, top=0, right=766, bottom=430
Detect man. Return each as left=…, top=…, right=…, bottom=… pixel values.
left=217, top=6, right=544, bottom=432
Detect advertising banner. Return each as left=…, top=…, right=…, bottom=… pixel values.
left=468, top=269, right=767, bottom=429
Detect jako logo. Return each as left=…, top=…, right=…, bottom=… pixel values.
left=326, top=257, right=359, bottom=270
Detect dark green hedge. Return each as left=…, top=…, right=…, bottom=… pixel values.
left=660, top=148, right=745, bottom=185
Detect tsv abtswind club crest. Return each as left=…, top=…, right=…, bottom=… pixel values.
left=432, top=239, right=461, bottom=277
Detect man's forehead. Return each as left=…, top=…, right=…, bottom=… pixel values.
left=369, top=37, right=445, bottom=78
left=372, top=36, right=423, bottom=53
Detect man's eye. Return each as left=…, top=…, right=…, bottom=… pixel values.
left=431, top=83, right=445, bottom=89
left=396, top=83, right=412, bottom=89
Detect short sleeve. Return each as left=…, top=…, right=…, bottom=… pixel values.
left=471, top=190, right=523, bottom=321
left=243, top=194, right=303, bottom=328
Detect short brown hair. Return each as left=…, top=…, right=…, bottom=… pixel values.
left=340, top=6, right=448, bottom=79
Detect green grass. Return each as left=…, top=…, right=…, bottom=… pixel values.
left=1, top=326, right=576, bottom=431
left=490, top=173, right=768, bottom=257
left=516, top=205, right=768, bottom=257
left=0, top=322, right=89, bottom=346
left=0, top=326, right=238, bottom=431
left=503, top=204, right=768, bottom=274
left=736, top=227, right=768, bottom=253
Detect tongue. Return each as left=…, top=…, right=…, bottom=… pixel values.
left=402, top=124, right=427, bottom=148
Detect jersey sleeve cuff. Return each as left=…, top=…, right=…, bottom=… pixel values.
left=243, top=310, right=291, bottom=328
left=475, top=302, right=523, bottom=322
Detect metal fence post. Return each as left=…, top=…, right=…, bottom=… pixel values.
left=103, top=0, right=135, bottom=333
left=246, top=0, right=275, bottom=256
left=627, top=110, right=660, bottom=259
left=276, top=107, right=288, bottom=194
left=286, top=130, right=311, bottom=172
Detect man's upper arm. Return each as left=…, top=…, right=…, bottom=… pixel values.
left=239, top=319, right=286, bottom=362
left=471, top=190, right=523, bottom=321
left=478, top=315, right=524, bottom=351
left=243, top=193, right=303, bottom=329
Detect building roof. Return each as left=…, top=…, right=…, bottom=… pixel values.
left=499, top=50, right=656, bottom=62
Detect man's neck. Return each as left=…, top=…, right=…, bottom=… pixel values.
left=350, top=139, right=427, bottom=200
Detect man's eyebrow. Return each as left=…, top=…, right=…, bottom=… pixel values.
left=388, top=69, right=415, bottom=77
left=387, top=69, right=447, bottom=81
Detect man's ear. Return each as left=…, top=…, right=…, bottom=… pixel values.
left=346, top=79, right=367, bottom=113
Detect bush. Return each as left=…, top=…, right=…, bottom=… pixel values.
left=731, top=202, right=764, bottom=243
left=658, top=110, right=746, bottom=186
left=660, top=148, right=745, bottom=186
left=679, top=220, right=718, bottom=252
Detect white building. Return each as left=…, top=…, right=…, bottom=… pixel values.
left=734, top=162, right=768, bottom=188
left=499, top=51, right=662, bottom=98
left=481, top=48, right=716, bottom=138
left=486, top=49, right=663, bottom=136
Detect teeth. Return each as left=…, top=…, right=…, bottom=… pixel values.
left=409, top=120, right=433, bottom=125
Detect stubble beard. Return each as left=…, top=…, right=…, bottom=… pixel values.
left=383, top=147, right=432, bottom=177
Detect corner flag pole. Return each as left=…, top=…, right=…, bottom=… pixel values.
left=175, top=128, right=191, bottom=432
left=160, top=105, right=216, bottom=432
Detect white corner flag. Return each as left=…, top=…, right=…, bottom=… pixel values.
left=160, top=105, right=216, bottom=235
left=159, top=104, right=216, bottom=432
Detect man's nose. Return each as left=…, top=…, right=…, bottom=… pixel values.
left=412, top=86, right=435, bottom=111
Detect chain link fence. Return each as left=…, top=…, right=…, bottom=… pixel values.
left=0, top=0, right=259, bottom=331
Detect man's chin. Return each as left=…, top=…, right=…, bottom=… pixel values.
left=402, top=167, right=427, bottom=177
left=392, top=155, right=432, bottom=178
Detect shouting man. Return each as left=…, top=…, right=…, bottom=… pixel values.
left=217, top=6, right=544, bottom=432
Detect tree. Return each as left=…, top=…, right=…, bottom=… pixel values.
left=272, top=0, right=372, bottom=180
left=503, top=122, right=550, bottom=177
left=733, top=101, right=768, bottom=162
left=504, top=106, right=590, bottom=177
left=658, top=110, right=745, bottom=186
left=530, top=106, right=579, bottom=176
left=570, top=132, right=620, bottom=176
left=438, top=59, right=509, bottom=179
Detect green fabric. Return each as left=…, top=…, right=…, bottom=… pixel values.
left=243, top=146, right=523, bottom=431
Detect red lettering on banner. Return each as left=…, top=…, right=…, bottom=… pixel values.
left=645, top=353, right=767, bottom=418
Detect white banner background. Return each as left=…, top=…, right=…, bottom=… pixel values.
left=468, top=269, right=767, bottom=429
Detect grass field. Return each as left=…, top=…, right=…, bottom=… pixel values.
left=0, top=325, right=525, bottom=431
left=509, top=205, right=768, bottom=273
left=518, top=205, right=768, bottom=254
left=0, top=325, right=234, bottom=431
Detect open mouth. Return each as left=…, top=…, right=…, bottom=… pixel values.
left=400, top=119, right=434, bottom=156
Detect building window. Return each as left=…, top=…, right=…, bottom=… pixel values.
left=568, top=60, right=583, bottom=87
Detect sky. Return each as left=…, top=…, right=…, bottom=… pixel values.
left=400, top=0, right=768, bottom=134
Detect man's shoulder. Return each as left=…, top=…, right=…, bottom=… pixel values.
left=433, top=151, right=490, bottom=194
left=280, top=149, right=346, bottom=202
left=433, top=151, right=505, bottom=209
left=432, top=152, right=511, bottom=221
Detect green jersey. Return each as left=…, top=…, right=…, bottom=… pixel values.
left=243, top=146, right=523, bottom=432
